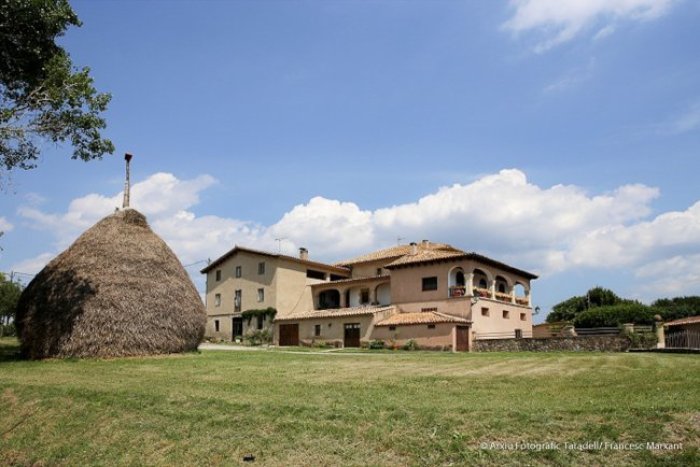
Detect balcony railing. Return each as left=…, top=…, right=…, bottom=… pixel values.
left=449, top=286, right=466, bottom=298
left=473, top=287, right=491, bottom=298
left=494, top=291, right=511, bottom=301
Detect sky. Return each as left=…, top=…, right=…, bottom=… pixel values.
left=1, top=0, right=699, bottom=322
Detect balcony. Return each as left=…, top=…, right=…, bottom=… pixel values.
left=449, top=286, right=466, bottom=298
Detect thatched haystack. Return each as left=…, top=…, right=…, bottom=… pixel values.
left=16, top=208, right=206, bottom=359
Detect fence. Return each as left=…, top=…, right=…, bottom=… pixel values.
left=475, top=330, right=533, bottom=340
left=665, top=330, right=700, bottom=350
left=574, top=327, right=619, bottom=336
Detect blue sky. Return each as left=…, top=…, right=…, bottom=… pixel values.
left=1, top=0, right=699, bottom=321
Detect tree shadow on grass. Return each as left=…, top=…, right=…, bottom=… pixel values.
left=15, top=268, right=96, bottom=359
left=0, top=338, right=22, bottom=362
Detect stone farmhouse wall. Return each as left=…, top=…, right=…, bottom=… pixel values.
left=474, top=336, right=631, bottom=352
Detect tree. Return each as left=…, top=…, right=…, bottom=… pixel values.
left=0, top=0, right=113, bottom=178
left=652, top=296, right=700, bottom=321
left=546, top=286, right=629, bottom=323
left=0, top=273, right=23, bottom=335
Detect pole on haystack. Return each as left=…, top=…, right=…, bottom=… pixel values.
left=123, top=153, right=133, bottom=209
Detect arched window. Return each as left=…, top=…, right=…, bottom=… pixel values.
left=473, top=268, right=489, bottom=290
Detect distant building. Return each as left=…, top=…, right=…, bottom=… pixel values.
left=202, top=241, right=537, bottom=351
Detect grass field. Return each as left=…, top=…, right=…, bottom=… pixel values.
left=1, top=338, right=698, bottom=466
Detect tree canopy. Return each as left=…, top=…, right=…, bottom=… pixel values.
left=547, top=286, right=700, bottom=326
left=0, top=0, right=113, bottom=177
left=0, top=272, right=23, bottom=327
left=546, top=286, right=629, bottom=323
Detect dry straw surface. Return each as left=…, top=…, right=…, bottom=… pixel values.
left=16, top=208, right=205, bottom=359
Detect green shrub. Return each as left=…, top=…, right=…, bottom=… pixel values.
left=573, top=303, right=657, bottom=328
left=243, top=329, right=272, bottom=346
left=627, top=331, right=658, bottom=349
left=369, top=339, right=385, bottom=350
left=241, top=307, right=277, bottom=325
left=402, top=339, right=419, bottom=351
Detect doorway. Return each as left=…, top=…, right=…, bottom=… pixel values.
left=455, top=325, right=469, bottom=351
left=344, top=323, right=361, bottom=348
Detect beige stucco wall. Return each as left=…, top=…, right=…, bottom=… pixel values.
left=372, top=323, right=458, bottom=350
left=395, top=298, right=472, bottom=320
left=203, top=251, right=341, bottom=340
left=349, top=260, right=392, bottom=278
left=389, top=259, right=531, bottom=304
left=275, top=315, right=375, bottom=346
left=205, top=314, right=274, bottom=341
left=272, top=260, right=326, bottom=317
left=470, top=298, right=532, bottom=337
left=204, top=251, right=277, bottom=317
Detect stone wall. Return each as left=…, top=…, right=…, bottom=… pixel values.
left=473, top=336, right=631, bottom=352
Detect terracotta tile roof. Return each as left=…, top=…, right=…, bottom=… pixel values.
left=384, top=249, right=466, bottom=267
left=665, top=315, right=700, bottom=327
left=375, top=311, right=471, bottom=326
left=201, top=245, right=351, bottom=274
left=275, top=305, right=395, bottom=321
left=336, top=242, right=461, bottom=266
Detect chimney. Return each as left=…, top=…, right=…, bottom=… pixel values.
left=122, top=153, right=133, bottom=209
left=299, top=247, right=308, bottom=260
left=421, top=239, right=429, bottom=249
left=410, top=242, right=418, bottom=255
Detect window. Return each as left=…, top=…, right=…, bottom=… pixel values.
left=360, top=288, right=370, bottom=304
left=257, top=288, right=264, bottom=302
left=314, top=324, right=321, bottom=337
left=389, top=326, right=396, bottom=331
left=257, top=315, right=264, bottom=330
left=214, top=320, right=220, bottom=332
left=503, top=310, right=510, bottom=319
left=376, top=268, right=382, bottom=276
left=478, top=278, right=488, bottom=288
left=520, top=313, right=526, bottom=321
left=214, top=293, right=221, bottom=307
left=427, top=324, right=436, bottom=329
left=258, top=262, right=265, bottom=275
left=481, top=307, right=489, bottom=317
left=234, top=290, right=242, bottom=312
left=306, top=269, right=326, bottom=280
left=421, top=307, right=437, bottom=313
left=215, top=269, right=221, bottom=281
left=422, top=276, right=438, bottom=291
left=498, top=283, right=506, bottom=293
left=235, top=266, right=242, bottom=278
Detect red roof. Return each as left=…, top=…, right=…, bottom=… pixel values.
left=665, top=315, right=700, bottom=327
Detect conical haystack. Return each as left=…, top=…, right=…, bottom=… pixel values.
left=16, top=208, right=206, bottom=359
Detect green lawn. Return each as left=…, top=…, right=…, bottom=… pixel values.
left=1, top=338, right=698, bottom=466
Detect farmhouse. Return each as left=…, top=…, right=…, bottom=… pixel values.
left=202, top=240, right=537, bottom=351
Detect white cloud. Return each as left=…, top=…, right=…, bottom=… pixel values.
left=12, top=168, right=700, bottom=300
left=503, top=0, right=676, bottom=52
left=269, top=197, right=375, bottom=258
left=543, top=58, right=596, bottom=93
left=635, top=254, right=700, bottom=297
left=10, top=252, right=56, bottom=275
left=663, top=101, right=700, bottom=135
left=566, top=201, right=700, bottom=268
left=0, top=217, right=13, bottom=233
